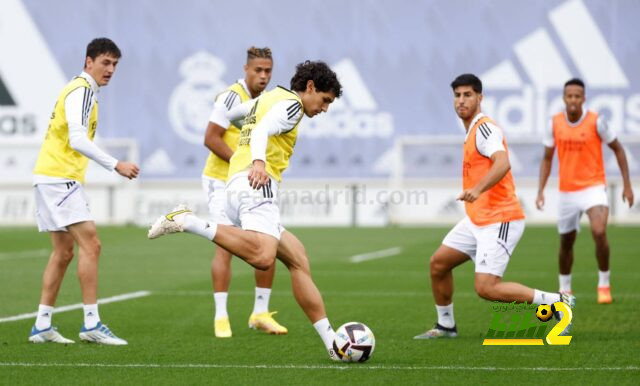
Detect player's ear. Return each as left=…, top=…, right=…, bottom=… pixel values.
left=306, top=79, right=315, bottom=93
left=84, top=56, right=92, bottom=70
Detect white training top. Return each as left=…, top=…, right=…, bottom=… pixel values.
left=542, top=109, right=617, bottom=148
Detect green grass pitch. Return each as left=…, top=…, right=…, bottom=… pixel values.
left=0, top=225, right=638, bottom=384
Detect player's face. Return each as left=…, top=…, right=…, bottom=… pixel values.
left=244, top=58, right=273, bottom=97
left=300, top=80, right=336, bottom=117
left=453, top=85, right=482, bottom=120
left=85, top=53, right=119, bottom=86
left=563, top=85, right=585, bottom=116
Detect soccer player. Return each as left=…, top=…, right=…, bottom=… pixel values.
left=536, top=78, right=634, bottom=304
left=149, top=60, right=343, bottom=360
left=29, top=38, right=139, bottom=345
left=414, top=74, right=575, bottom=339
left=202, top=46, right=286, bottom=338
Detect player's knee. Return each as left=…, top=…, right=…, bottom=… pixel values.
left=55, top=246, right=74, bottom=265
left=254, top=254, right=275, bottom=271
left=429, top=255, right=447, bottom=276
left=474, top=281, right=494, bottom=300
left=591, top=226, right=606, bottom=240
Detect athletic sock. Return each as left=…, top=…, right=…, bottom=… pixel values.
left=313, top=318, right=336, bottom=352
left=436, top=303, right=455, bottom=329
left=598, top=270, right=610, bottom=287
left=83, top=304, right=100, bottom=329
left=35, top=304, right=54, bottom=331
left=183, top=214, right=217, bottom=240
left=214, top=292, right=228, bottom=320
left=559, top=274, right=572, bottom=293
left=252, top=287, right=271, bottom=315
left=533, top=290, right=561, bottom=305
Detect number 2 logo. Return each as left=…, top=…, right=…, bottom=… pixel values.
left=546, top=302, right=573, bottom=345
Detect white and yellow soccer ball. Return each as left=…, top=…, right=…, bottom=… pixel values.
left=332, top=322, right=375, bottom=362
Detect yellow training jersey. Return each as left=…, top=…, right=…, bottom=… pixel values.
left=202, top=82, right=251, bottom=181
left=228, top=86, right=303, bottom=182
left=33, top=77, right=98, bottom=183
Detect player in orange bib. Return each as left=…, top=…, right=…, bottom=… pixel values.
left=415, top=74, right=574, bottom=339
left=536, top=78, right=634, bottom=304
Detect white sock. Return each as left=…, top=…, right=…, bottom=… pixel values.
left=213, top=292, right=228, bottom=319
left=313, top=318, right=336, bottom=352
left=252, top=287, right=271, bottom=314
left=35, top=304, right=54, bottom=331
left=83, top=304, right=100, bottom=329
left=598, top=270, right=610, bottom=287
left=436, top=303, right=455, bottom=328
left=183, top=214, right=217, bottom=240
left=559, top=274, right=572, bottom=293
left=533, top=290, right=561, bottom=305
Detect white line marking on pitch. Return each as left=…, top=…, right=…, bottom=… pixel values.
left=0, top=249, right=49, bottom=261
left=349, top=247, right=403, bottom=263
left=0, top=291, right=151, bottom=323
left=0, top=362, right=637, bottom=371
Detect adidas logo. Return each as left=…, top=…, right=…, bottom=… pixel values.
left=0, top=0, right=67, bottom=139
left=480, top=260, right=487, bottom=266
left=298, top=58, right=394, bottom=139
left=481, top=0, right=639, bottom=137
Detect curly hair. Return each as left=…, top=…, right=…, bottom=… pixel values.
left=85, top=38, right=121, bottom=61
left=290, top=60, right=342, bottom=97
left=247, top=46, right=272, bottom=62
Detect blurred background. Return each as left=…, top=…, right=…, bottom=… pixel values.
left=1, top=0, right=639, bottom=227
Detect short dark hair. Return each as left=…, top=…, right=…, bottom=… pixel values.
left=86, top=38, right=121, bottom=62
left=290, top=60, right=342, bottom=98
left=247, top=46, right=272, bottom=62
left=450, top=73, right=482, bottom=94
left=564, top=78, right=585, bottom=90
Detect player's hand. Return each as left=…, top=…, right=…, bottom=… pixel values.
left=535, top=192, right=545, bottom=210
left=115, top=161, right=139, bottom=179
left=622, top=186, right=634, bottom=208
left=456, top=188, right=481, bottom=203
left=248, top=160, right=269, bottom=189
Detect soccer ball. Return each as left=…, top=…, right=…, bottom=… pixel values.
left=332, top=322, right=375, bottom=362
left=536, top=304, right=553, bottom=322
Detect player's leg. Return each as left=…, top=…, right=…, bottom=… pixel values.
left=211, top=247, right=233, bottom=337
left=586, top=204, right=612, bottom=303
left=66, top=221, right=126, bottom=345
left=248, top=260, right=287, bottom=335
left=275, top=230, right=335, bottom=358
left=29, top=183, right=80, bottom=344
left=29, top=231, right=76, bottom=344
left=557, top=191, right=581, bottom=293
left=415, top=218, right=473, bottom=339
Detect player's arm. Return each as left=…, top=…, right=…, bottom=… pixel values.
left=65, top=87, right=139, bottom=179
left=607, top=139, right=634, bottom=207
left=204, top=91, right=241, bottom=162
left=248, top=100, right=302, bottom=189
left=535, top=119, right=556, bottom=210
left=226, top=99, right=256, bottom=128
left=457, top=124, right=508, bottom=203
left=599, top=117, right=634, bottom=207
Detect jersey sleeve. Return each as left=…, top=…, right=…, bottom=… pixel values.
left=250, top=100, right=303, bottom=161
left=65, top=87, right=118, bottom=171
left=475, top=121, right=505, bottom=157
left=225, top=99, right=255, bottom=128
left=542, top=118, right=555, bottom=148
left=596, top=115, right=617, bottom=144
left=208, top=90, right=242, bottom=128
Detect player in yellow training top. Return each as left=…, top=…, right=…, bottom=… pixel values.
left=149, top=61, right=347, bottom=361
left=29, top=38, right=139, bottom=345
left=201, top=46, right=287, bottom=338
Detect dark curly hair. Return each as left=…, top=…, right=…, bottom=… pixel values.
left=290, top=60, right=342, bottom=97
left=85, top=38, right=121, bottom=64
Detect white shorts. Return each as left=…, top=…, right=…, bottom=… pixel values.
left=442, top=216, right=525, bottom=277
left=201, top=176, right=233, bottom=225
left=34, top=182, right=92, bottom=232
left=558, top=184, right=608, bottom=234
left=225, top=172, right=284, bottom=240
